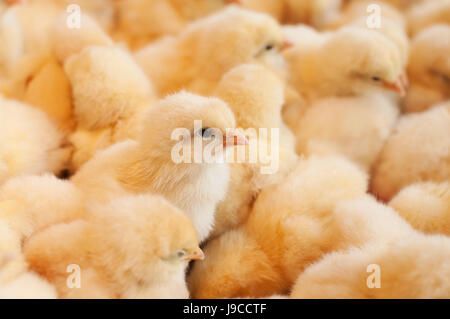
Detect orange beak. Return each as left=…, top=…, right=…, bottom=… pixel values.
left=223, top=129, right=248, bottom=148
left=185, top=248, right=204, bottom=261
left=383, top=74, right=408, bottom=97
left=280, top=40, right=294, bottom=52
left=225, top=0, right=242, bottom=4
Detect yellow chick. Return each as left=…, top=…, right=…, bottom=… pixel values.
left=389, top=182, right=450, bottom=236
left=284, top=0, right=342, bottom=27
left=407, top=0, right=450, bottom=37
left=291, top=233, right=450, bottom=298
left=135, top=6, right=286, bottom=96
left=188, top=156, right=368, bottom=298
left=404, top=25, right=450, bottom=113
left=71, top=92, right=247, bottom=242
left=371, top=102, right=450, bottom=201
left=24, top=195, right=203, bottom=299
left=293, top=93, right=399, bottom=172
left=0, top=95, right=69, bottom=185
left=64, top=45, right=155, bottom=170
left=0, top=254, right=57, bottom=299
left=210, top=64, right=298, bottom=237
left=284, top=26, right=406, bottom=102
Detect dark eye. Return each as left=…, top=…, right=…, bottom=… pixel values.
left=200, top=128, right=212, bottom=138
left=265, top=44, right=274, bottom=51
left=372, top=77, right=381, bottom=82
left=176, top=250, right=186, bottom=258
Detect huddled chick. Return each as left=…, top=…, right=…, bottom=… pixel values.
left=371, top=102, right=450, bottom=201
left=24, top=195, right=203, bottom=299
left=134, top=7, right=287, bottom=96
left=188, top=156, right=368, bottom=298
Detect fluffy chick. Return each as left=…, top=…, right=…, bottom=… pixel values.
left=408, top=0, right=450, bottom=36
left=210, top=64, right=298, bottom=237
left=291, top=233, right=450, bottom=298
left=24, top=195, right=203, bottom=299
left=284, top=0, right=342, bottom=27
left=404, top=25, right=450, bottom=113
left=293, top=93, right=399, bottom=172
left=188, top=156, right=368, bottom=298
left=0, top=95, right=69, bottom=185
left=389, top=182, right=450, bottom=236
left=134, top=7, right=286, bottom=96
left=371, top=102, right=450, bottom=201
left=71, top=92, right=246, bottom=242
left=284, top=26, right=406, bottom=101
left=64, top=45, right=155, bottom=170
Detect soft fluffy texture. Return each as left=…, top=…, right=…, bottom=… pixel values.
left=24, top=195, right=201, bottom=299
left=0, top=95, right=68, bottom=185
left=407, top=0, right=450, bottom=36
left=390, top=182, right=450, bottom=236
left=188, top=156, right=368, bottom=298
left=371, top=103, right=450, bottom=201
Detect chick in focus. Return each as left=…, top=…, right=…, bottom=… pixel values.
left=188, top=156, right=368, bottom=298
left=71, top=92, right=246, bottom=242
left=24, top=195, right=203, bottom=299
left=389, top=182, right=450, bottom=236
left=135, top=7, right=287, bottom=96
left=371, top=102, right=450, bottom=201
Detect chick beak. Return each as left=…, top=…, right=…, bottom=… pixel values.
left=225, top=0, right=242, bottom=4
left=185, top=248, right=204, bottom=261
left=280, top=41, right=294, bottom=52
left=223, top=129, right=248, bottom=148
left=383, top=75, right=407, bottom=97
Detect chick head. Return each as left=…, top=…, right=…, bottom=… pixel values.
left=90, top=195, right=203, bottom=279
left=408, top=25, right=450, bottom=94
left=139, top=91, right=247, bottom=164
left=182, top=7, right=286, bottom=80
left=322, top=27, right=407, bottom=96
left=215, top=64, right=284, bottom=129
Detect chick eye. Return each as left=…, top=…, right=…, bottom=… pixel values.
left=197, top=128, right=212, bottom=139
left=372, top=77, right=381, bottom=82
left=176, top=249, right=186, bottom=258
left=265, top=44, right=274, bottom=51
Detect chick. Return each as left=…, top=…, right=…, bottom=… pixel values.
left=293, top=93, right=399, bottom=172
left=404, top=25, right=450, bottom=113
left=389, top=182, right=450, bottom=236
left=0, top=95, right=69, bottom=185
left=188, top=156, right=368, bottom=298
left=211, top=64, right=298, bottom=237
left=407, top=0, right=450, bottom=37
left=135, top=7, right=286, bottom=96
left=284, top=0, right=342, bottom=27
left=291, top=233, right=450, bottom=298
left=64, top=45, right=155, bottom=170
left=72, top=92, right=246, bottom=242
left=284, top=26, right=406, bottom=101
left=24, top=195, right=203, bottom=299
left=371, top=102, right=450, bottom=201
left=0, top=254, right=57, bottom=299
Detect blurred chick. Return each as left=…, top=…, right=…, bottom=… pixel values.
left=135, top=7, right=286, bottom=96
left=284, top=26, right=406, bottom=101
left=389, top=182, right=450, bottom=236
left=404, top=25, right=450, bottom=113
left=371, top=102, right=450, bottom=201
left=0, top=95, right=69, bottom=185
left=210, top=64, right=298, bottom=237
left=293, top=93, right=399, bottom=172
left=64, top=45, right=155, bottom=170
left=291, top=233, right=450, bottom=298
left=71, top=92, right=246, bottom=242
left=0, top=254, right=57, bottom=299
left=284, top=0, right=342, bottom=27
left=407, top=0, right=450, bottom=36
left=188, top=156, right=368, bottom=298
left=24, top=195, right=203, bottom=299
